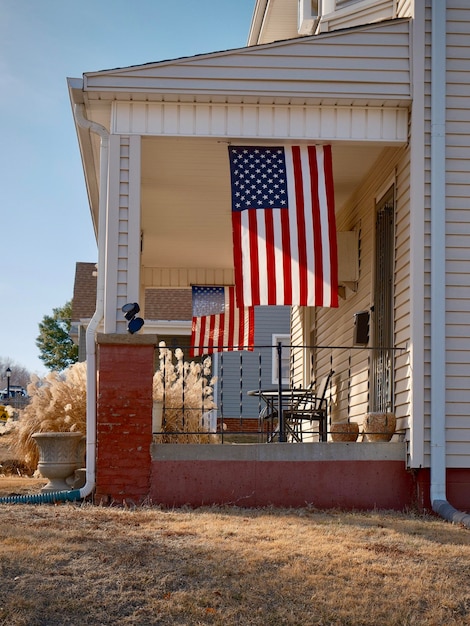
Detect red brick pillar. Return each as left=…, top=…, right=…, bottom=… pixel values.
left=95, top=333, right=157, bottom=505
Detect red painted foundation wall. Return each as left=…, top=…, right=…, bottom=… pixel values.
left=415, top=468, right=470, bottom=512
left=150, top=460, right=416, bottom=510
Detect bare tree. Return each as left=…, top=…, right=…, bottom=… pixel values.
left=0, top=357, right=33, bottom=391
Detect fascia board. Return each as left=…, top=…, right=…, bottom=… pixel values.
left=67, top=77, right=99, bottom=239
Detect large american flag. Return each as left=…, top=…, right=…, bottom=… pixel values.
left=190, top=286, right=255, bottom=357
left=228, top=144, right=338, bottom=308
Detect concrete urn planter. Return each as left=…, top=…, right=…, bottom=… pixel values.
left=363, top=413, right=396, bottom=442
left=330, top=421, right=360, bottom=442
left=32, top=432, right=85, bottom=492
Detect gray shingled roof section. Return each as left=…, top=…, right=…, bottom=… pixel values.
left=145, top=289, right=191, bottom=321
left=71, top=262, right=97, bottom=321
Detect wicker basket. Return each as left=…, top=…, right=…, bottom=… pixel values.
left=330, top=421, right=360, bottom=442
left=363, top=412, right=396, bottom=442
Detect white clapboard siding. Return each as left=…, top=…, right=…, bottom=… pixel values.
left=421, top=2, right=432, bottom=469
left=433, top=3, right=470, bottom=468
left=104, top=135, right=142, bottom=333
left=215, top=306, right=291, bottom=420
left=290, top=306, right=313, bottom=387
left=394, top=150, right=412, bottom=437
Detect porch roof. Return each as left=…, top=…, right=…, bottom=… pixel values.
left=68, top=17, right=411, bottom=279
left=75, top=18, right=411, bottom=108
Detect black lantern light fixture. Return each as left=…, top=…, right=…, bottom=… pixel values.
left=5, top=367, right=11, bottom=398
left=122, top=302, right=144, bottom=334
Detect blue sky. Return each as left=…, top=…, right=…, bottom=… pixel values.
left=0, top=0, right=255, bottom=376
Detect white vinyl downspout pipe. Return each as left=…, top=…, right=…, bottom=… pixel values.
left=0, top=105, right=109, bottom=505
left=430, top=1, right=470, bottom=527
left=74, top=104, right=109, bottom=500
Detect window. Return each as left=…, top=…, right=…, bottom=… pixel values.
left=272, top=334, right=290, bottom=385
left=336, top=0, right=363, bottom=7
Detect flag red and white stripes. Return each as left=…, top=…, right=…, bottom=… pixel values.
left=190, top=286, right=255, bottom=357
left=229, top=144, right=338, bottom=308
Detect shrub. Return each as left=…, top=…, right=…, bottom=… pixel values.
left=153, top=343, right=219, bottom=443
left=14, top=345, right=219, bottom=468
left=14, top=362, right=87, bottom=469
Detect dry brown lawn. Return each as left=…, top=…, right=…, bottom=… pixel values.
left=1, top=431, right=470, bottom=625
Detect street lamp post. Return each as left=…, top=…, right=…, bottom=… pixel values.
left=6, top=367, right=11, bottom=398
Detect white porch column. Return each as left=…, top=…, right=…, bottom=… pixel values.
left=104, top=134, right=142, bottom=333
left=407, top=0, right=426, bottom=468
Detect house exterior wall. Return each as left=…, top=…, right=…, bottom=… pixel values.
left=412, top=1, right=470, bottom=472
left=394, top=146, right=413, bottom=437
left=290, top=305, right=310, bottom=388
left=299, top=145, right=412, bottom=445
left=422, top=0, right=433, bottom=473
left=438, top=2, right=470, bottom=469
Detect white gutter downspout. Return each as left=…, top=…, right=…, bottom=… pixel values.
left=430, top=1, right=470, bottom=527
left=0, top=105, right=108, bottom=505
left=74, top=104, right=109, bottom=501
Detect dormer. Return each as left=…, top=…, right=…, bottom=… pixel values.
left=248, top=0, right=409, bottom=46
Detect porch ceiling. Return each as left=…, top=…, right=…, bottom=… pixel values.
left=140, top=136, right=384, bottom=270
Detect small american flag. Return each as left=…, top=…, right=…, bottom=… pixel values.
left=190, top=286, right=255, bottom=357
left=229, top=144, right=338, bottom=308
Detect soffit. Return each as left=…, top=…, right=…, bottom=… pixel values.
left=139, top=136, right=386, bottom=270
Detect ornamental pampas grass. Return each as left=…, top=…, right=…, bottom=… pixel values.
left=14, top=362, right=87, bottom=469
left=13, top=344, right=219, bottom=468
left=153, top=343, right=219, bottom=443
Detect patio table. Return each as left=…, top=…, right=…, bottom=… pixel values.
left=247, top=387, right=328, bottom=442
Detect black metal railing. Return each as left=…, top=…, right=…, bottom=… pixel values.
left=152, top=343, right=407, bottom=444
